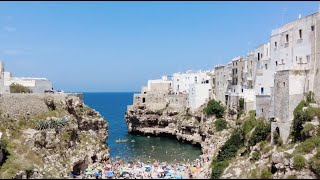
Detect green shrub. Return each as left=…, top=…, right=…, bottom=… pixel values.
left=301, top=123, right=315, bottom=138
left=306, top=91, right=316, bottom=104
left=277, top=136, right=283, bottom=146
left=286, top=175, right=297, bottom=179
left=260, top=168, right=272, bottom=179
left=249, top=121, right=271, bottom=146
left=242, top=112, right=257, bottom=135
left=251, top=151, right=260, bottom=161
left=291, top=100, right=306, bottom=142
left=237, top=110, right=245, bottom=120
left=211, top=128, right=245, bottom=179
left=204, top=99, right=225, bottom=118
left=294, top=137, right=317, bottom=154
left=310, top=149, right=320, bottom=176
left=9, top=83, right=32, bottom=93
left=293, top=154, right=305, bottom=170
left=239, top=98, right=244, bottom=111
left=211, top=160, right=229, bottom=179
left=217, top=129, right=244, bottom=161
left=215, top=119, right=228, bottom=131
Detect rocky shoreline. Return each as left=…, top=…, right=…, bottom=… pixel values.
left=0, top=94, right=110, bottom=178
left=125, top=103, right=236, bottom=178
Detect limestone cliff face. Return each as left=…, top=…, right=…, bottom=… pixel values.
left=125, top=103, right=235, bottom=165
left=0, top=94, right=109, bottom=179
left=126, top=104, right=206, bottom=145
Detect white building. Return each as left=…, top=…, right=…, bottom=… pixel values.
left=0, top=61, right=53, bottom=93
left=172, top=70, right=211, bottom=94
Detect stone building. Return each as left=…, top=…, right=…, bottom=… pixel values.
left=254, top=42, right=275, bottom=118
left=172, top=70, right=211, bottom=94
left=214, top=63, right=232, bottom=106
left=188, top=70, right=214, bottom=111
left=128, top=7, right=320, bottom=145
left=0, top=61, right=53, bottom=94
left=270, top=12, right=319, bottom=144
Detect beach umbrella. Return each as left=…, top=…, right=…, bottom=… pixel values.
left=96, top=166, right=103, bottom=170
left=145, top=167, right=152, bottom=171
left=190, top=167, right=199, bottom=173
left=169, top=169, right=175, bottom=173
left=157, top=169, right=164, bottom=173
left=132, top=169, right=140, bottom=174
left=94, top=171, right=102, bottom=177
left=152, top=173, right=158, bottom=179
left=121, top=171, right=130, bottom=177
left=85, top=167, right=92, bottom=172
left=177, top=166, right=183, bottom=171
left=118, top=169, right=125, bottom=174
left=175, top=174, right=183, bottom=179
left=106, top=171, right=114, bottom=177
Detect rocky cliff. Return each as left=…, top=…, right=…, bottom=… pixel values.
left=0, top=94, right=109, bottom=179
left=125, top=103, right=236, bottom=178
left=126, top=100, right=320, bottom=179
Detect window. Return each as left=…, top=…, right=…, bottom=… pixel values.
left=283, top=82, right=286, bottom=87
left=194, top=76, right=197, bottom=83
left=296, top=56, right=298, bottom=62
left=282, top=59, right=284, bottom=64
left=261, top=87, right=264, bottom=94
left=275, top=41, right=277, bottom=47
left=265, top=64, right=268, bottom=69
left=258, top=53, right=260, bottom=61
left=311, top=25, right=315, bottom=31
left=261, top=53, right=263, bottom=58
left=299, top=57, right=302, bottom=64
left=177, top=85, right=179, bottom=90
left=286, top=34, right=289, bottom=43
left=262, top=108, right=264, bottom=113
left=307, top=55, right=310, bottom=63
left=241, top=89, right=243, bottom=93
left=299, top=29, right=302, bottom=39
left=276, top=61, right=278, bottom=66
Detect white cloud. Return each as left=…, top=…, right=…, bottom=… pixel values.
left=3, top=26, right=16, bottom=32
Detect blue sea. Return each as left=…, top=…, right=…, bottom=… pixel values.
left=83, top=92, right=201, bottom=163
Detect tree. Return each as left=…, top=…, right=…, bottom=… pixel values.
left=204, top=99, right=225, bottom=118
left=9, top=83, right=32, bottom=93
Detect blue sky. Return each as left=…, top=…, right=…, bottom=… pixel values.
left=0, top=1, right=318, bottom=92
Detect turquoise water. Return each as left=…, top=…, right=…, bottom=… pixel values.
left=83, top=92, right=202, bottom=163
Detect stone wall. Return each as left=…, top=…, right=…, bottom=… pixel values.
left=256, top=95, right=271, bottom=118
left=0, top=93, right=80, bottom=118
left=274, top=71, right=290, bottom=124
left=167, top=94, right=188, bottom=109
